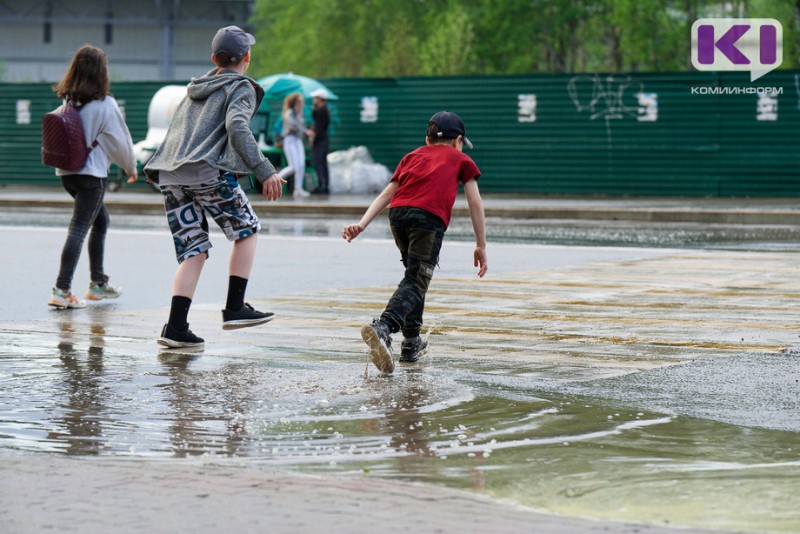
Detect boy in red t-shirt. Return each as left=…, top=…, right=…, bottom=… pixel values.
left=342, top=111, right=488, bottom=374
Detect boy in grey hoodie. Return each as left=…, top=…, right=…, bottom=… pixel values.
left=145, top=25, right=285, bottom=348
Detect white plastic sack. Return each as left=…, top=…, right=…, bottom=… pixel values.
left=328, top=146, right=390, bottom=194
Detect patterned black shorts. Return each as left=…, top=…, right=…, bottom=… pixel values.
left=160, top=174, right=260, bottom=263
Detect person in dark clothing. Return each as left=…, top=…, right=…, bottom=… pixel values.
left=310, top=88, right=331, bottom=194
left=342, top=111, right=487, bottom=374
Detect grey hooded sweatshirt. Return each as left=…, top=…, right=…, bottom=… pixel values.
left=145, top=68, right=276, bottom=182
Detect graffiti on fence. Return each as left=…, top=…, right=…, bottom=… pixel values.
left=567, top=74, right=656, bottom=146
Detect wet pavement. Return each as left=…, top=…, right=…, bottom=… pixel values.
left=4, top=185, right=800, bottom=225
left=4, top=186, right=800, bottom=251
left=1, top=194, right=800, bottom=533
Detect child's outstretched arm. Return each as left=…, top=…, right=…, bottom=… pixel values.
left=342, top=181, right=399, bottom=242
left=463, top=179, right=488, bottom=277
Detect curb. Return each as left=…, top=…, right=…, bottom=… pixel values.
left=3, top=197, right=800, bottom=225
left=458, top=206, right=800, bottom=225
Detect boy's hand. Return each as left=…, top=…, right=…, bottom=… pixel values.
left=342, top=223, right=365, bottom=242
left=126, top=171, right=138, bottom=184
left=261, top=174, right=287, bottom=201
left=474, top=246, right=488, bottom=278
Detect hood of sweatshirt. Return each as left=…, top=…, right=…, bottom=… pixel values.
left=187, top=68, right=265, bottom=110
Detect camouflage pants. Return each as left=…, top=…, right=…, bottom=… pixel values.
left=380, top=207, right=445, bottom=338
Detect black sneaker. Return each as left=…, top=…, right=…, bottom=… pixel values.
left=222, top=303, right=275, bottom=330
left=158, top=323, right=204, bottom=348
left=361, top=319, right=394, bottom=373
left=400, top=336, right=428, bottom=363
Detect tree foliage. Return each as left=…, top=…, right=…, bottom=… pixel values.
left=249, top=0, right=798, bottom=77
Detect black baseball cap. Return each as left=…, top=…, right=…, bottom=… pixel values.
left=212, top=25, right=256, bottom=62
left=429, top=110, right=473, bottom=149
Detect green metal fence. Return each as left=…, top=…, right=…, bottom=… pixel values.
left=321, top=72, right=800, bottom=196
left=1, top=72, right=798, bottom=195
left=0, top=81, right=179, bottom=189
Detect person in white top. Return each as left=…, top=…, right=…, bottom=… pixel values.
left=47, top=45, right=138, bottom=310
left=278, top=92, right=314, bottom=198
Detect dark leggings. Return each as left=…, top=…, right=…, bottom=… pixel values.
left=56, top=175, right=109, bottom=291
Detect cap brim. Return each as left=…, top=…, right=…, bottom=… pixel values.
left=245, top=33, right=256, bottom=46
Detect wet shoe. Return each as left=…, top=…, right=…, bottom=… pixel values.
left=158, top=323, right=204, bottom=348
left=222, top=303, right=275, bottom=330
left=85, top=275, right=122, bottom=300
left=48, top=288, right=87, bottom=309
left=361, top=319, right=394, bottom=373
left=400, top=336, right=428, bottom=363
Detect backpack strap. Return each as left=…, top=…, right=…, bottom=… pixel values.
left=67, top=98, right=100, bottom=152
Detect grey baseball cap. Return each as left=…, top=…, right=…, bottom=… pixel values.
left=211, top=25, right=256, bottom=62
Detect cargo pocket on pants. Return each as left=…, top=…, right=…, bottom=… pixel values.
left=408, top=228, right=436, bottom=261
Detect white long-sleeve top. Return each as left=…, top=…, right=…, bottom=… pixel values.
left=55, top=96, right=137, bottom=178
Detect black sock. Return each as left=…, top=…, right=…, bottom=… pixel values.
left=168, top=296, right=192, bottom=330
left=226, top=276, right=248, bottom=311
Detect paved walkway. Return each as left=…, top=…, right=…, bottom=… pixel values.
left=5, top=242, right=790, bottom=532
left=2, top=187, right=796, bottom=533
left=3, top=456, right=717, bottom=534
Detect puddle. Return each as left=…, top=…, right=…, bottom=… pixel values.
left=2, top=224, right=799, bottom=532
left=1, top=329, right=798, bottom=532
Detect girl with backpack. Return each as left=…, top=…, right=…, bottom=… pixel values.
left=47, top=45, right=138, bottom=309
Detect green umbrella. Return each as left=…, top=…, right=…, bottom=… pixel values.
left=253, top=73, right=338, bottom=143
left=256, top=72, right=338, bottom=107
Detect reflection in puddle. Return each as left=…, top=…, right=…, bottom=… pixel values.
left=1, top=326, right=798, bottom=532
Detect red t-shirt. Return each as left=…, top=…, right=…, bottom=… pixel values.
left=389, top=145, right=481, bottom=228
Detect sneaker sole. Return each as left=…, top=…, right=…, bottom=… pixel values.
left=157, top=337, right=204, bottom=349
left=48, top=300, right=86, bottom=310
left=361, top=324, right=395, bottom=373
left=85, top=293, right=122, bottom=301
left=222, top=315, right=275, bottom=331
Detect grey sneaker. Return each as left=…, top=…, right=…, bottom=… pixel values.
left=361, top=319, right=394, bottom=373
left=85, top=275, right=122, bottom=300
left=400, top=336, right=428, bottom=363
